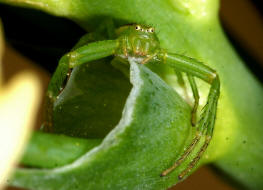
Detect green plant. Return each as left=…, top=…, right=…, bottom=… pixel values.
left=0, top=0, right=262, bottom=189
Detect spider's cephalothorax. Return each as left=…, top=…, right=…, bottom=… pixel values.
left=115, top=24, right=160, bottom=61
left=44, top=23, right=220, bottom=181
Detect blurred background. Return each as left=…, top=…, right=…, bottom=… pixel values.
left=0, top=0, right=262, bottom=189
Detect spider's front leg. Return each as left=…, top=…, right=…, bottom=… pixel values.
left=158, top=52, right=220, bottom=179
left=43, top=40, right=119, bottom=132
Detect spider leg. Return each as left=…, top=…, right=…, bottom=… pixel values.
left=158, top=52, right=220, bottom=179
left=174, top=70, right=200, bottom=126
left=174, top=71, right=188, bottom=103
left=174, top=70, right=185, bottom=87
left=43, top=19, right=117, bottom=131
left=160, top=131, right=201, bottom=176
left=187, top=74, right=200, bottom=126
left=110, top=57, right=130, bottom=78
left=72, top=19, right=116, bottom=50
left=43, top=40, right=119, bottom=132
left=71, top=33, right=103, bottom=50
left=178, top=94, right=218, bottom=179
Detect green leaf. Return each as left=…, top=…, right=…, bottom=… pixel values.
left=12, top=60, right=192, bottom=190
left=21, top=132, right=102, bottom=168
left=2, top=0, right=263, bottom=189
left=53, top=59, right=132, bottom=138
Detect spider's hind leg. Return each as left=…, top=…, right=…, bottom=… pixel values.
left=174, top=70, right=185, bottom=88
left=111, top=57, right=130, bottom=78
left=174, top=70, right=200, bottom=126
left=187, top=74, right=200, bottom=126
left=72, top=19, right=116, bottom=50
left=174, top=70, right=188, bottom=101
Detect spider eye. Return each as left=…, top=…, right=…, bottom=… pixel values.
left=148, top=27, right=154, bottom=33
left=135, top=25, right=141, bottom=30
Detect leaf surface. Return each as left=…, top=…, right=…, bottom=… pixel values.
left=12, top=60, right=192, bottom=190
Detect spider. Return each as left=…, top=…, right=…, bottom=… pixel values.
left=43, top=24, right=220, bottom=180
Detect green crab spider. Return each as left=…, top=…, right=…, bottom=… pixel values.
left=43, top=24, right=220, bottom=180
